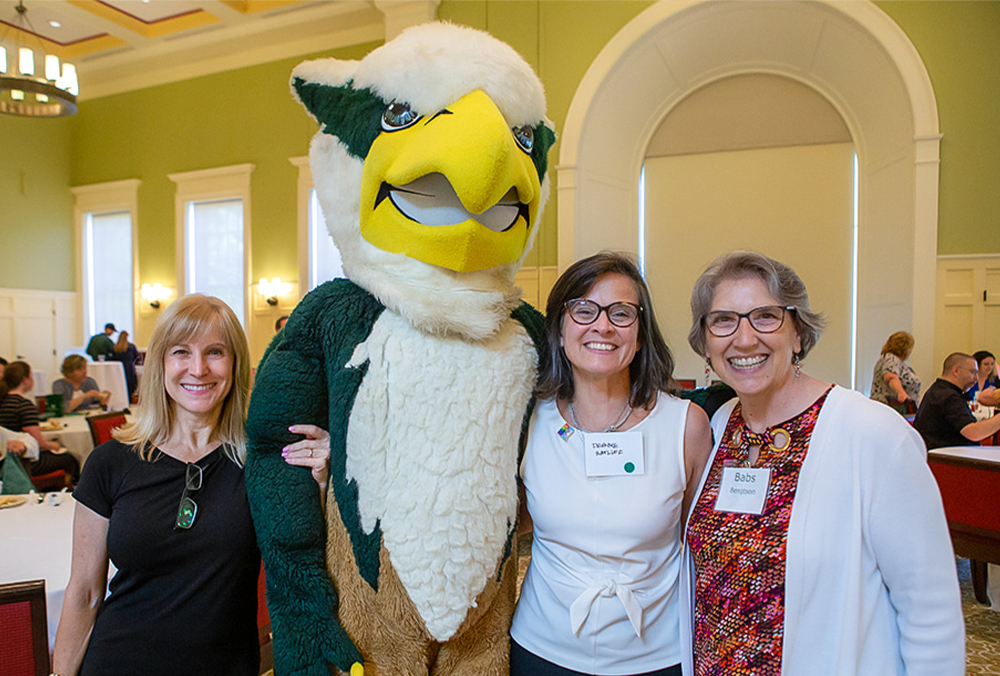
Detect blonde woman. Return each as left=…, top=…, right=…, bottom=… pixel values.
left=53, top=295, right=330, bottom=676
left=869, top=331, right=921, bottom=413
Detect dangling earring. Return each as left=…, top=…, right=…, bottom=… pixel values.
left=704, top=357, right=713, bottom=387
left=793, top=353, right=802, bottom=379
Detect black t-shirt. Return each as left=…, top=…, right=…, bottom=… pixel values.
left=74, top=440, right=260, bottom=676
left=0, top=393, right=38, bottom=431
left=913, top=378, right=977, bottom=450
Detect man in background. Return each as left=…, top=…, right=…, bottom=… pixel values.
left=914, top=351, right=1000, bottom=450
left=86, top=323, right=116, bottom=361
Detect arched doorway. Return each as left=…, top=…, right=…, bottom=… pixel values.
left=557, top=0, right=940, bottom=388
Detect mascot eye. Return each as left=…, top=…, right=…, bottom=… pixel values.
left=512, top=125, right=534, bottom=153
left=382, top=102, right=421, bottom=131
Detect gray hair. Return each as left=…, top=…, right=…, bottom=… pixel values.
left=688, top=250, right=825, bottom=358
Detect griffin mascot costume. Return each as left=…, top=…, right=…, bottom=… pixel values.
left=245, top=22, right=556, bottom=676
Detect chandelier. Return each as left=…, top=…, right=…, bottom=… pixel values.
left=0, top=0, right=78, bottom=117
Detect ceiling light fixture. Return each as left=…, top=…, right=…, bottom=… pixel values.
left=0, top=0, right=78, bottom=117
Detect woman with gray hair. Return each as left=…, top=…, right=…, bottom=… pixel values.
left=681, top=251, right=964, bottom=675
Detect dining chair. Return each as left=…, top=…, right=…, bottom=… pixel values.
left=17, top=458, right=69, bottom=494
left=86, top=410, right=129, bottom=447
left=0, top=579, right=50, bottom=676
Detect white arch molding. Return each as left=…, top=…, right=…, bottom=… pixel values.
left=557, top=0, right=940, bottom=389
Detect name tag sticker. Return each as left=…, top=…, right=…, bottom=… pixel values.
left=584, top=432, right=644, bottom=477
left=715, top=467, right=771, bottom=514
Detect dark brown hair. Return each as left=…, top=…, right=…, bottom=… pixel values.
left=0, top=361, right=31, bottom=405
left=535, top=252, right=673, bottom=408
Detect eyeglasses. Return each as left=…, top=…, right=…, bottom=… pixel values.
left=565, top=299, right=641, bottom=327
left=703, top=305, right=794, bottom=337
left=174, top=463, right=203, bottom=531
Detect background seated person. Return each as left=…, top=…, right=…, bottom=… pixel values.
left=914, top=352, right=1000, bottom=450
left=968, top=350, right=998, bottom=408
left=0, top=361, right=80, bottom=485
left=53, top=355, right=108, bottom=413
left=0, top=423, right=39, bottom=463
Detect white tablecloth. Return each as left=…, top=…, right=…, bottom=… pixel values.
left=85, top=361, right=129, bottom=412
left=0, top=494, right=78, bottom=650
left=41, top=415, right=97, bottom=469
left=41, top=411, right=135, bottom=469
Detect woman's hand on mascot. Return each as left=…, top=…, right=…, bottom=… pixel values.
left=282, top=424, right=331, bottom=494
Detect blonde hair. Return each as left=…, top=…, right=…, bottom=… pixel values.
left=880, top=331, right=914, bottom=360
left=114, top=295, right=251, bottom=464
left=115, top=331, right=130, bottom=352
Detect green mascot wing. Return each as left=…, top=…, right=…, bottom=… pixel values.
left=246, top=278, right=385, bottom=676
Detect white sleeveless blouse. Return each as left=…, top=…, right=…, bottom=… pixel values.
left=511, top=393, right=690, bottom=674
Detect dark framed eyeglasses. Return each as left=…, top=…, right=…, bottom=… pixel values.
left=703, top=305, right=794, bottom=337
left=565, top=299, right=642, bottom=327
left=174, top=463, right=203, bottom=531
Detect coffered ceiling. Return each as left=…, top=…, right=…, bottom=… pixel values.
left=0, top=1, right=410, bottom=100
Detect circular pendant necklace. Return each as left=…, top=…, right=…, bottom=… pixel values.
left=568, top=400, right=634, bottom=433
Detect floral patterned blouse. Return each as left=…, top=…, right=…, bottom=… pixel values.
left=686, top=388, right=832, bottom=676
left=869, top=353, right=921, bottom=407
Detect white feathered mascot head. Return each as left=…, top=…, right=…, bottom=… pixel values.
left=292, top=21, right=555, bottom=340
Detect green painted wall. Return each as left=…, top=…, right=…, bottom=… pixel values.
left=438, top=0, right=656, bottom=267
left=2, top=0, right=998, bottom=301
left=875, top=1, right=1000, bottom=255
left=0, top=114, right=73, bottom=290
left=69, top=40, right=381, bottom=296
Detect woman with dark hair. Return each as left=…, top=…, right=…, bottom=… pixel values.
left=52, top=295, right=332, bottom=676
left=869, top=331, right=921, bottom=413
left=0, top=360, right=80, bottom=484
left=969, top=350, right=998, bottom=407
left=110, top=330, right=140, bottom=402
left=510, top=252, right=712, bottom=676
left=682, top=250, right=963, bottom=675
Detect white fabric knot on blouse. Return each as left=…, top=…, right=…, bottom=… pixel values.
left=569, top=579, right=645, bottom=638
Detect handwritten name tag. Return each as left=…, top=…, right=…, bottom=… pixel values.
left=584, top=432, right=644, bottom=477
left=714, top=467, right=771, bottom=514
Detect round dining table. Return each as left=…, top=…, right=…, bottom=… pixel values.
left=0, top=494, right=102, bottom=651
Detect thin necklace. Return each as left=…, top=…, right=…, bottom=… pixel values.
left=568, top=399, right=633, bottom=433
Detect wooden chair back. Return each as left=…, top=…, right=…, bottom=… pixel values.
left=0, top=579, right=49, bottom=676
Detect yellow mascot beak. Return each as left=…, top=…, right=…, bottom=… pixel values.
left=358, top=89, right=542, bottom=272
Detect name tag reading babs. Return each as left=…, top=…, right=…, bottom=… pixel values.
left=715, top=467, right=771, bottom=514
left=584, top=432, right=644, bottom=477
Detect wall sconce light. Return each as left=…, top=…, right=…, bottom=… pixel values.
left=258, top=277, right=291, bottom=306
left=141, top=283, right=171, bottom=309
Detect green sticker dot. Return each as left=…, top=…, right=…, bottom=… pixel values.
left=624, top=462, right=635, bottom=473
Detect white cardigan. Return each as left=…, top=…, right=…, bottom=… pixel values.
left=681, top=386, right=965, bottom=676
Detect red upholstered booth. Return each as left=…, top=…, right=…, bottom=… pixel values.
left=928, top=446, right=1000, bottom=604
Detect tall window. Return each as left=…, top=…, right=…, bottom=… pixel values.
left=85, top=211, right=134, bottom=337
left=72, top=179, right=140, bottom=342
left=186, top=198, right=245, bottom=322
left=308, top=189, right=343, bottom=289
left=169, top=164, right=253, bottom=327
left=293, top=157, right=344, bottom=294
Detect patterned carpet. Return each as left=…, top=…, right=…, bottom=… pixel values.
left=959, top=558, right=1000, bottom=674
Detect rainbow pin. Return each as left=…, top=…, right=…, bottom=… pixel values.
left=557, top=423, right=575, bottom=441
